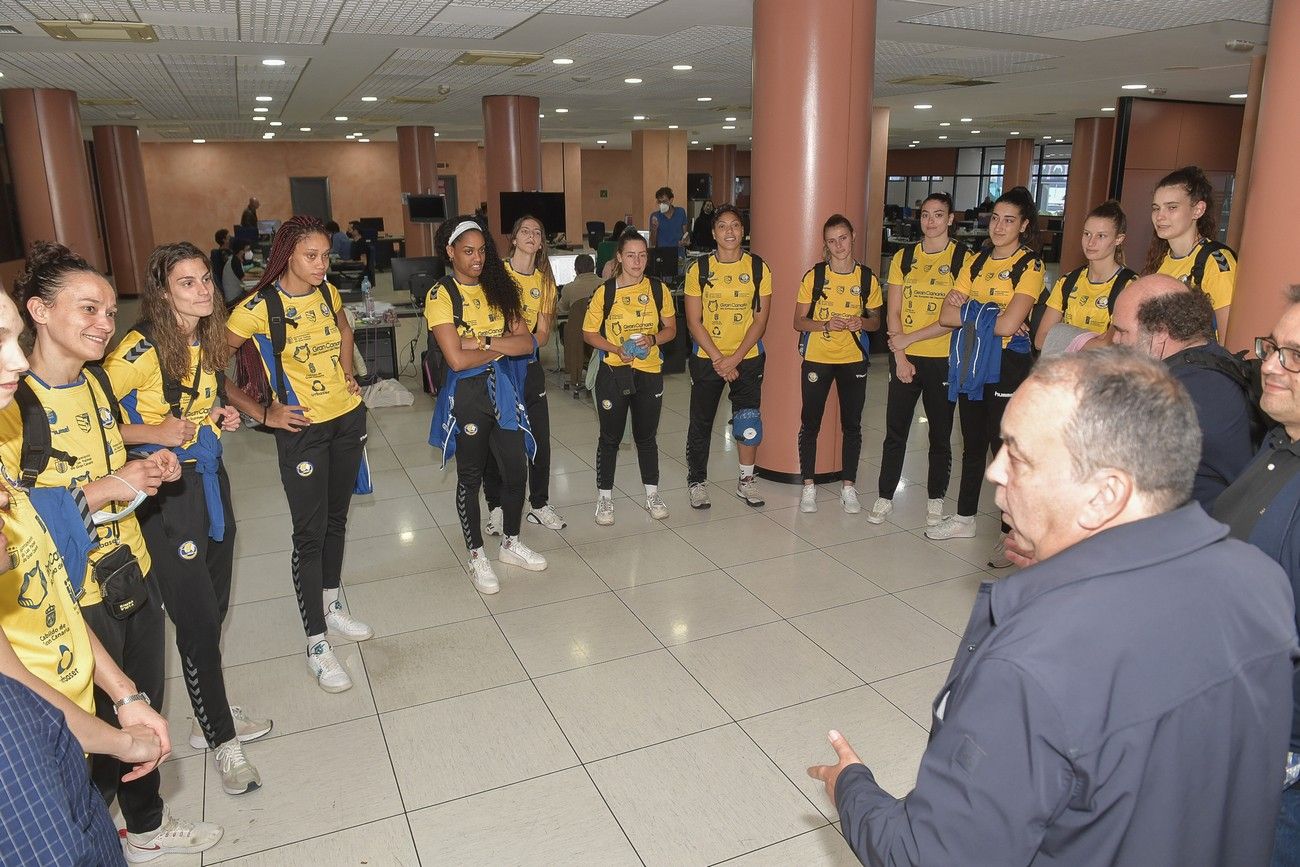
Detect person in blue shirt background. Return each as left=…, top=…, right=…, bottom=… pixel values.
left=648, top=186, right=688, bottom=249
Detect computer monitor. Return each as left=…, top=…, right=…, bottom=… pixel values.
left=498, top=192, right=566, bottom=236
left=257, top=219, right=280, bottom=236
left=390, top=256, right=446, bottom=305
left=637, top=229, right=651, bottom=244
left=646, top=248, right=679, bottom=280
left=357, top=217, right=385, bottom=240
left=406, top=195, right=447, bottom=223
left=549, top=253, right=578, bottom=287
left=233, top=225, right=259, bottom=245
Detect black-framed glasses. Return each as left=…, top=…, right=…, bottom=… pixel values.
left=1256, top=336, right=1300, bottom=373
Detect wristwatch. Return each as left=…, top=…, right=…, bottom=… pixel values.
left=485, top=335, right=493, bottom=350
left=112, top=692, right=150, bottom=715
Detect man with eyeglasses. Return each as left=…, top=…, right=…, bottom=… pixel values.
left=1214, top=285, right=1300, bottom=865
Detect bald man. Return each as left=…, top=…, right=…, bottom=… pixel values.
left=240, top=197, right=260, bottom=229
left=1111, top=274, right=1256, bottom=508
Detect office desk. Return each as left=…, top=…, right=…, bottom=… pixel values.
left=353, top=322, right=398, bottom=380
left=372, top=236, right=406, bottom=271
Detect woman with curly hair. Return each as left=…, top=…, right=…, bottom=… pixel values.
left=224, top=216, right=372, bottom=694
left=428, top=216, right=549, bottom=595
left=105, top=241, right=271, bottom=795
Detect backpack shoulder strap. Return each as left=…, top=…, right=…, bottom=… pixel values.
left=1009, top=247, right=1039, bottom=289
left=15, top=380, right=55, bottom=489
left=857, top=263, right=876, bottom=313
left=648, top=277, right=665, bottom=313
left=83, top=364, right=120, bottom=425
left=810, top=262, right=829, bottom=309
left=696, top=254, right=712, bottom=290
left=318, top=282, right=337, bottom=318
left=749, top=253, right=765, bottom=311
left=1059, top=266, right=1086, bottom=312
left=258, top=286, right=288, bottom=404
left=949, top=241, right=968, bottom=277
left=1190, top=240, right=1234, bottom=290
left=599, top=278, right=619, bottom=338
left=968, top=247, right=992, bottom=283
left=131, top=321, right=187, bottom=418
left=432, top=276, right=464, bottom=328
left=1109, top=267, right=1139, bottom=310
left=900, top=243, right=918, bottom=279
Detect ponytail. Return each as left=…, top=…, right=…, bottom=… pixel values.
left=1144, top=165, right=1216, bottom=275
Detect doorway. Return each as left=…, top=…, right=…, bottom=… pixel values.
left=289, top=177, right=332, bottom=222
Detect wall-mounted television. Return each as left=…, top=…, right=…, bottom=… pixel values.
left=499, top=191, right=566, bottom=236
left=406, top=194, right=447, bottom=223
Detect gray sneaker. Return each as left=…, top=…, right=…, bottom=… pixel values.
left=214, top=739, right=261, bottom=795
left=646, top=493, right=670, bottom=520
left=735, top=476, right=764, bottom=507
left=689, top=483, right=711, bottom=510
left=595, top=497, right=615, bottom=526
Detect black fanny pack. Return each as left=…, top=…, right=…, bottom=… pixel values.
left=94, top=544, right=149, bottom=620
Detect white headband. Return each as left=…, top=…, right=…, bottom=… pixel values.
left=448, top=220, right=483, bottom=244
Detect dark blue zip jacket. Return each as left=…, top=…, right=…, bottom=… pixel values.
left=429, top=356, right=535, bottom=467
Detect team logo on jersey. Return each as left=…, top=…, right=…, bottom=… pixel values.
left=293, top=344, right=311, bottom=364
left=56, top=645, right=74, bottom=675
left=17, top=563, right=47, bottom=610
left=639, top=293, right=650, bottom=305
left=1179, top=274, right=1192, bottom=285
left=601, top=399, right=613, bottom=410
left=939, top=265, right=951, bottom=275
left=836, top=286, right=845, bottom=295
left=98, top=408, right=115, bottom=428
left=464, top=423, right=479, bottom=435
left=45, top=604, right=56, bottom=629
left=320, top=303, right=331, bottom=317
left=850, top=286, right=861, bottom=296
left=473, top=298, right=482, bottom=308
left=1096, top=296, right=1109, bottom=309
left=306, top=309, right=318, bottom=323
left=733, top=313, right=744, bottom=323
left=739, top=273, right=751, bottom=284
left=807, top=371, right=819, bottom=383
left=286, top=307, right=298, bottom=320
left=998, top=270, right=1011, bottom=280
left=311, top=380, right=326, bottom=394
left=296, top=461, right=314, bottom=477
left=178, top=540, right=198, bottom=560
left=45, top=408, right=57, bottom=425
left=530, top=287, right=541, bottom=299
left=706, top=299, right=718, bottom=313
left=76, top=412, right=92, bottom=433
left=724, top=275, right=733, bottom=284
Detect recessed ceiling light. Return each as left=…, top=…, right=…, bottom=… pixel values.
left=691, top=140, right=699, bottom=144
left=263, top=133, right=274, bottom=139
left=939, top=122, right=951, bottom=127
left=359, top=138, right=370, bottom=143
left=938, top=135, right=947, bottom=140
left=911, top=140, right=920, bottom=144
left=960, top=117, right=973, bottom=122
left=1044, top=135, right=1052, bottom=139
left=539, top=113, right=546, bottom=118
left=192, top=138, right=205, bottom=143
left=1101, top=106, right=1115, bottom=111
left=596, top=139, right=607, bottom=144
left=971, top=129, right=981, bottom=134
left=361, top=96, right=378, bottom=102
left=335, top=115, right=348, bottom=121
left=255, top=95, right=272, bottom=102
left=1010, top=130, right=1020, bottom=135
left=1121, top=83, right=1146, bottom=90
left=632, top=114, right=646, bottom=120
left=696, top=96, right=712, bottom=102
left=1055, top=138, right=1064, bottom=142
left=668, top=124, right=678, bottom=129
left=253, top=116, right=266, bottom=121
left=672, top=64, right=692, bottom=71
left=624, top=77, right=642, bottom=84
left=299, top=126, right=311, bottom=132
left=269, top=121, right=282, bottom=126
left=705, top=146, right=712, bottom=151
left=1229, top=92, right=1248, bottom=99
left=554, top=107, right=569, bottom=113
left=908, top=144, right=916, bottom=148
left=913, top=103, right=933, bottom=110
left=434, top=132, right=440, bottom=137
left=724, top=116, right=737, bottom=122
left=723, top=125, right=735, bottom=130
left=254, top=107, right=269, bottom=113
left=262, top=58, right=285, bottom=67
left=552, top=58, right=573, bottom=65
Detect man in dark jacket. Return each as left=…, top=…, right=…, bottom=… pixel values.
left=1111, top=274, right=1256, bottom=509
left=810, top=348, right=1297, bottom=867
left=1214, top=286, right=1300, bottom=865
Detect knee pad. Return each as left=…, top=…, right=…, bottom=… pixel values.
left=732, top=408, right=762, bottom=445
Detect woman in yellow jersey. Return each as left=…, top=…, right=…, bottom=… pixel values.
left=225, top=217, right=373, bottom=695
left=793, top=214, right=883, bottom=515
left=1037, top=200, right=1136, bottom=348
left=684, top=204, right=772, bottom=510
left=929, top=186, right=1044, bottom=568
left=870, top=193, right=964, bottom=528
left=583, top=228, right=677, bottom=526
left=1146, top=165, right=1237, bottom=333
left=106, top=242, right=270, bottom=796
left=483, top=215, right=567, bottom=533
left=427, top=217, right=550, bottom=595
left=2, top=243, right=224, bottom=859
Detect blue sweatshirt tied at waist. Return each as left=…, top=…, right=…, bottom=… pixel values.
left=947, top=300, right=1031, bottom=401
left=429, top=355, right=536, bottom=468
left=135, top=425, right=226, bottom=542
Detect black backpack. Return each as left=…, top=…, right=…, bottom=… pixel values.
left=965, top=245, right=1039, bottom=291
left=1184, top=240, right=1236, bottom=293
left=423, top=276, right=465, bottom=395
left=692, top=253, right=766, bottom=312
left=808, top=261, right=876, bottom=311
left=1056, top=265, right=1138, bottom=318
left=234, top=283, right=337, bottom=408
left=1172, top=346, right=1267, bottom=449
left=593, top=277, right=667, bottom=340
left=898, top=240, right=968, bottom=282
left=15, top=365, right=119, bottom=489
left=121, top=321, right=223, bottom=419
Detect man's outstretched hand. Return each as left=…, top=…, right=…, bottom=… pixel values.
left=807, top=729, right=864, bottom=801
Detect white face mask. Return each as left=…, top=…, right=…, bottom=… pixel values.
left=91, top=488, right=147, bottom=526
left=658, top=202, right=670, bottom=214
left=244, top=250, right=254, bottom=261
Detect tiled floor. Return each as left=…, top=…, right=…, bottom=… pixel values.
left=135, top=283, right=1010, bottom=865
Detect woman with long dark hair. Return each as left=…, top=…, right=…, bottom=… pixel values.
left=1145, top=165, right=1237, bottom=333
left=428, top=217, right=548, bottom=595
left=225, top=216, right=373, bottom=694
left=483, top=214, right=567, bottom=534
left=105, top=241, right=270, bottom=795
left=1037, top=199, right=1135, bottom=346
left=930, top=186, right=1044, bottom=568
left=0, top=242, right=222, bottom=860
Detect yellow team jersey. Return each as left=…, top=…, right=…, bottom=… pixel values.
left=103, top=331, right=221, bottom=454
left=504, top=262, right=557, bottom=334
left=0, top=372, right=153, bottom=607
left=954, top=247, right=1045, bottom=348
left=226, top=283, right=361, bottom=424
left=886, top=241, right=964, bottom=359
left=684, top=252, right=773, bottom=359
left=0, top=486, right=95, bottom=713
left=1044, top=266, right=1132, bottom=333
left=582, top=277, right=677, bottom=373
left=425, top=279, right=507, bottom=339
left=1157, top=239, right=1237, bottom=311
left=796, top=263, right=884, bottom=365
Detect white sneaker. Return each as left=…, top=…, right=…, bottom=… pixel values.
left=306, top=640, right=352, bottom=693
left=469, top=549, right=500, bottom=594
left=866, top=497, right=892, bottom=524
left=926, top=498, right=946, bottom=527
left=484, top=506, right=503, bottom=536
left=646, top=493, right=670, bottom=520
left=500, top=536, right=548, bottom=571
left=799, top=485, right=818, bottom=513
left=214, top=739, right=261, bottom=795
left=595, top=497, right=615, bottom=526
left=123, top=807, right=223, bottom=863
left=988, top=534, right=1013, bottom=569
left=925, top=515, right=976, bottom=540
left=189, top=705, right=273, bottom=751
left=689, top=482, right=711, bottom=510
left=325, top=599, right=373, bottom=642
left=527, top=504, right=567, bottom=530
left=736, top=476, right=765, bottom=507
left=841, top=486, right=861, bottom=514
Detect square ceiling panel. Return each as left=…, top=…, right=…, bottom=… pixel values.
left=17, top=0, right=139, bottom=20
left=904, top=0, right=1271, bottom=37
left=133, top=0, right=235, bottom=12
left=542, top=0, right=662, bottom=17
left=239, top=0, right=345, bottom=44
left=332, top=0, right=449, bottom=36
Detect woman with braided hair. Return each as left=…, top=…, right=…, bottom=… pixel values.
left=224, top=216, right=373, bottom=694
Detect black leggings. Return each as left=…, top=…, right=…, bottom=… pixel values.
left=274, top=403, right=367, bottom=637
left=595, top=364, right=663, bottom=491
left=878, top=354, right=955, bottom=500
left=84, top=595, right=165, bottom=834
left=484, top=360, right=550, bottom=511
left=138, top=463, right=238, bottom=748
left=685, top=353, right=765, bottom=485
left=799, top=359, right=868, bottom=483
left=454, top=374, right=527, bottom=550
left=955, top=348, right=1032, bottom=518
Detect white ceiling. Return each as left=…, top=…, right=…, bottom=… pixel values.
left=0, top=0, right=1272, bottom=149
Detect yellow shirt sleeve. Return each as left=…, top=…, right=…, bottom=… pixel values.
left=1201, top=248, right=1238, bottom=310
left=1045, top=276, right=1066, bottom=312
left=683, top=260, right=704, bottom=297
left=796, top=270, right=815, bottom=305
left=101, top=330, right=151, bottom=400
left=582, top=286, right=605, bottom=333
left=425, top=283, right=455, bottom=329
left=326, top=283, right=344, bottom=318
left=1016, top=257, right=1046, bottom=300
left=886, top=250, right=904, bottom=286
left=659, top=287, right=676, bottom=319
left=226, top=293, right=265, bottom=340
left=865, top=273, right=884, bottom=309
left=954, top=260, right=974, bottom=296
left=758, top=264, right=773, bottom=300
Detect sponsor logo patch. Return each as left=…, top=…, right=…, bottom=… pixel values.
left=1096, top=296, right=1109, bottom=309
left=601, top=399, right=613, bottom=410
left=464, top=423, right=479, bottom=435
left=939, top=265, right=950, bottom=275
left=178, top=540, right=198, bottom=560
left=807, top=371, right=819, bottom=383
left=739, top=273, right=750, bottom=284
left=296, top=461, right=314, bottom=477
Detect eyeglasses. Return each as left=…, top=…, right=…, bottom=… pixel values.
left=1256, top=336, right=1300, bottom=373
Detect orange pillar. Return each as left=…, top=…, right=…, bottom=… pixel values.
left=1059, top=116, right=1116, bottom=274
left=0, top=88, right=105, bottom=270
left=866, top=106, right=890, bottom=272
left=541, top=141, right=584, bottom=242
left=1225, top=0, right=1300, bottom=353
left=482, top=95, right=541, bottom=251
left=752, top=0, right=875, bottom=482
left=397, top=125, right=438, bottom=258
left=711, top=144, right=737, bottom=204
left=91, top=126, right=154, bottom=298
left=1004, top=138, right=1034, bottom=192
left=1227, top=53, right=1267, bottom=251
left=632, top=129, right=688, bottom=231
